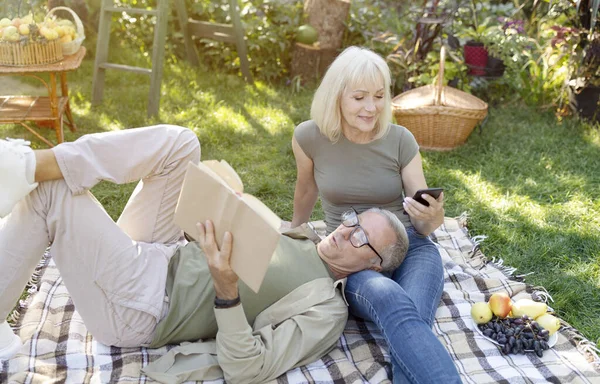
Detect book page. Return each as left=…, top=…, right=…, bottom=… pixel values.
left=242, top=193, right=282, bottom=230
left=202, top=159, right=244, bottom=194
left=174, top=162, right=280, bottom=293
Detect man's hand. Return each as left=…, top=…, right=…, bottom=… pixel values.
left=196, top=220, right=239, bottom=300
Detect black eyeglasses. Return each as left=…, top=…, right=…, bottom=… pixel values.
left=341, top=207, right=383, bottom=266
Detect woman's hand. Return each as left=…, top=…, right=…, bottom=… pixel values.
left=196, top=220, right=239, bottom=300
left=403, top=192, right=445, bottom=235
left=403, top=192, right=444, bottom=220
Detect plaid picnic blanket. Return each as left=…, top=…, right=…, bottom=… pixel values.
left=2, top=216, right=599, bottom=383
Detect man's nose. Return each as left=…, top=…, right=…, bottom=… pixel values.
left=340, top=225, right=353, bottom=239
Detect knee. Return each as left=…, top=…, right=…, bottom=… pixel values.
left=347, top=271, right=398, bottom=297
left=161, top=125, right=201, bottom=162
left=346, top=271, right=411, bottom=309
left=346, top=272, right=422, bottom=323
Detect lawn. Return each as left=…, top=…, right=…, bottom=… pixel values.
left=2, top=42, right=599, bottom=349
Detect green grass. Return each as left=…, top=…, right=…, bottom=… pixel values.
left=2, top=42, right=599, bottom=348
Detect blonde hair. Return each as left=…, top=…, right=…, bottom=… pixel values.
left=310, top=46, right=393, bottom=143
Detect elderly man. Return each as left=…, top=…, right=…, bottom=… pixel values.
left=0, top=126, right=408, bottom=383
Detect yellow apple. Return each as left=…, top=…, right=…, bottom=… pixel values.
left=2, top=25, right=20, bottom=42
left=488, top=292, right=512, bottom=318
left=0, top=18, right=11, bottom=28
left=59, top=34, right=72, bottom=44
left=47, top=29, right=59, bottom=40
left=57, top=19, right=74, bottom=28
left=18, top=24, right=30, bottom=35
left=11, top=18, right=21, bottom=28
left=536, top=314, right=561, bottom=335
left=471, top=302, right=493, bottom=324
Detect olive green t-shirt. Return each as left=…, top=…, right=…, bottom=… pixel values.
left=148, top=235, right=331, bottom=348
left=294, top=121, right=420, bottom=234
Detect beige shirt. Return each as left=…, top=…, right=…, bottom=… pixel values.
left=142, top=224, right=348, bottom=384
left=142, top=277, right=347, bottom=384
left=148, top=234, right=332, bottom=347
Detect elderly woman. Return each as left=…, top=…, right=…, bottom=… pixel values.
left=291, top=46, right=462, bottom=383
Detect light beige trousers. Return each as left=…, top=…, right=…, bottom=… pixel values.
left=0, top=125, right=200, bottom=347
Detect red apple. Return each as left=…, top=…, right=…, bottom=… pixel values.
left=488, top=292, right=512, bottom=318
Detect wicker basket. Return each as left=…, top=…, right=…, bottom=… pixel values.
left=0, top=39, right=63, bottom=66
left=392, top=47, right=488, bottom=151
left=46, top=6, right=85, bottom=55
left=0, top=7, right=84, bottom=66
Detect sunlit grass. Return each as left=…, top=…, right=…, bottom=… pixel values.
left=1, top=41, right=599, bottom=348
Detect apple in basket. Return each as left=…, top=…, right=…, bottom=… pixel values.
left=18, top=24, right=30, bottom=36
left=2, top=25, right=20, bottom=42
left=11, top=18, right=22, bottom=28
left=0, top=18, right=12, bottom=28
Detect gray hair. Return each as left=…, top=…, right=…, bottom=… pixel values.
left=365, top=207, right=409, bottom=272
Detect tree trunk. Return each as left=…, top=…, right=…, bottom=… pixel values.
left=291, top=43, right=323, bottom=83
left=304, top=0, right=351, bottom=50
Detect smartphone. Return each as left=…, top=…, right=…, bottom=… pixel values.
left=412, top=188, right=444, bottom=206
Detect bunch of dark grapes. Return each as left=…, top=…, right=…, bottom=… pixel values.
left=477, top=315, right=551, bottom=357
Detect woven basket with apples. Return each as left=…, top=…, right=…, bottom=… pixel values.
left=0, top=7, right=84, bottom=66
left=471, top=292, right=562, bottom=357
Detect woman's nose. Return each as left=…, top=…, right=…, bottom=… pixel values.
left=364, top=99, right=376, bottom=112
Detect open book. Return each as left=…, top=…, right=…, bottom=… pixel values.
left=174, top=160, right=281, bottom=293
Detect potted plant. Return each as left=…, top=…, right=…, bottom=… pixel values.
left=568, top=0, right=600, bottom=122
left=451, top=1, right=530, bottom=78
left=454, top=0, right=506, bottom=76
left=568, top=34, right=600, bottom=122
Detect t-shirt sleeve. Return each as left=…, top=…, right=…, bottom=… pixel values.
left=397, top=125, right=420, bottom=168
left=293, top=121, right=318, bottom=160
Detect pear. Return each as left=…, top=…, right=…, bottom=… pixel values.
left=537, top=313, right=561, bottom=335
left=511, top=298, right=547, bottom=319
left=21, top=13, right=34, bottom=25
left=471, top=302, right=493, bottom=324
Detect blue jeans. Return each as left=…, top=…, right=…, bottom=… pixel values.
left=345, top=228, right=462, bottom=384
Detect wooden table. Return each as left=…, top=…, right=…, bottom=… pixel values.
left=0, top=47, right=86, bottom=147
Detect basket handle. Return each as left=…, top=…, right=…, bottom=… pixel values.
left=45, top=6, right=85, bottom=39
left=435, top=46, right=446, bottom=106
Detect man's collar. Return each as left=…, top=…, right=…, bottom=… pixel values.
left=281, top=222, right=323, bottom=244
